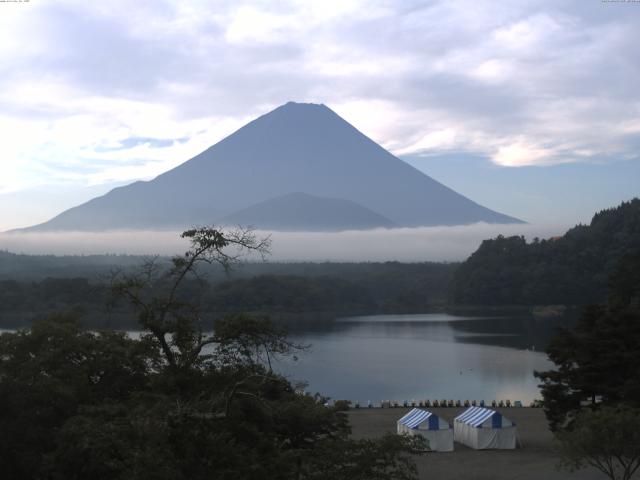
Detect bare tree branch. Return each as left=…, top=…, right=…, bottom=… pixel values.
left=111, top=225, right=271, bottom=370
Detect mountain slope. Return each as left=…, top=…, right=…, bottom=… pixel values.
left=222, top=192, right=397, bottom=231
left=20, top=101, right=522, bottom=231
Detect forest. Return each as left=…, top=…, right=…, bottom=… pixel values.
left=0, top=258, right=455, bottom=328
left=450, top=198, right=640, bottom=306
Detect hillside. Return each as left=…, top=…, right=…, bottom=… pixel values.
left=18, top=102, right=521, bottom=232
left=450, top=198, right=640, bottom=305
left=222, top=192, right=396, bottom=231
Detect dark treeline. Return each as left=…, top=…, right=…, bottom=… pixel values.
left=2, top=198, right=639, bottom=325
left=0, top=262, right=457, bottom=329
left=451, top=198, right=640, bottom=306
left=0, top=251, right=144, bottom=280
left=0, top=251, right=454, bottom=285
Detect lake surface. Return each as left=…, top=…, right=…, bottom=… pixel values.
left=275, top=313, right=567, bottom=405
left=1, top=313, right=568, bottom=405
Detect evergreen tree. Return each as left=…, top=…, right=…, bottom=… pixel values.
left=535, top=253, right=640, bottom=430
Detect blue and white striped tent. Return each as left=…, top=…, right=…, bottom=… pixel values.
left=397, top=408, right=453, bottom=452
left=454, top=406, right=517, bottom=449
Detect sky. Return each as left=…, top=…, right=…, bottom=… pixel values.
left=0, top=0, right=639, bottom=236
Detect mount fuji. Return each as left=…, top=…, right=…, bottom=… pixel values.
left=19, top=102, right=522, bottom=232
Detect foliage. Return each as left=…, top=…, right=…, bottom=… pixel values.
left=608, top=253, right=640, bottom=310
left=451, top=198, right=640, bottom=305
left=556, top=406, right=640, bottom=480
left=301, top=434, right=426, bottom=480
left=0, top=314, right=157, bottom=479
left=535, top=253, right=640, bottom=430
left=204, top=274, right=375, bottom=313
left=0, top=262, right=456, bottom=329
left=536, top=248, right=640, bottom=480
left=0, top=226, right=423, bottom=479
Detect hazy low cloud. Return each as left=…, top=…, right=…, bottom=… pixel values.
left=0, top=223, right=569, bottom=262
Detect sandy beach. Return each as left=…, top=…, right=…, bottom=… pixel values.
left=348, top=407, right=609, bottom=480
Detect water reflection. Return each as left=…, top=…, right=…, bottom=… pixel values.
left=1, top=315, right=568, bottom=405
left=276, top=313, right=573, bottom=404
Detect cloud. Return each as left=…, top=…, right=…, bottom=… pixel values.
left=0, top=223, right=567, bottom=261
left=493, top=142, right=556, bottom=167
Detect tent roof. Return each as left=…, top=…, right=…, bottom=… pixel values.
left=398, top=408, right=436, bottom=429
left=455, top=406, right=509, bottom=427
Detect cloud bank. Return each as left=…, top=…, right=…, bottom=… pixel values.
left=0, top=223, right=568, bottom=262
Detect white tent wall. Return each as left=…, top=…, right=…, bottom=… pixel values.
left=409, top=428, right=454, bottom=452
left=453, top=407, right=517, bottom=450
left=396, top=409, right=454, bottom=452
left=455, top=423, right=516, bottom=449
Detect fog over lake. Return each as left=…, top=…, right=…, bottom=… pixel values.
left=0, top=222, right=566, bottom=261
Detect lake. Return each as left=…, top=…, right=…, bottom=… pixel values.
left=1, top=313, right=567, bottom=405
left=275, top=313, right=568, bottom=405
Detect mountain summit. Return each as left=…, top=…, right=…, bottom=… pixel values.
left=20, top=101, right=522, bottom=232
